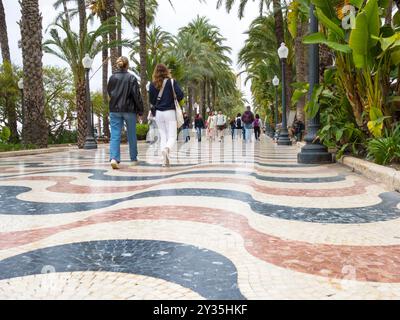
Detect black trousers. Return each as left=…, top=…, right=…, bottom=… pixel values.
left=254, top=127, right=261, bottom=140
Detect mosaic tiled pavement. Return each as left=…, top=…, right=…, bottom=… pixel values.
left=1, top=136, right=400, bottom=300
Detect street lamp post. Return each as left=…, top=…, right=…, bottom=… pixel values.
left=272, top=75, right=280, bottom=140
left=297, top=4, right=332, bottom=163
left=82, top=54, right=97, bottom=150
left=18, top=78, right=24, bottom=127
left=277, top=43, right=292, bottom=146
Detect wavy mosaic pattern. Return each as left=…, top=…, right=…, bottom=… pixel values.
left=1, top=138, right=400, bottom=300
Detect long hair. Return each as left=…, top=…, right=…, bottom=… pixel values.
left=152, top=64, right=171, bottom=90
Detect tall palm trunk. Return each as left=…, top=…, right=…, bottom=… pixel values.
left=386, top=0, right=393, bottom=25
left=206, top=78, right=211, bottom=111
left=100, top=11, right=110, bottom=139
left=294, top=20, right=308, bottom=122
left=116, top=3, right=122, bottom=57
left=107, top=0, right=118, bottom=73
left=139, top=0, right=149, bottom=118
left=20, top=0, right=47, bottom=147
left=201, top=80, right=206, bottom=119
left=272, top=0, right=292, bottom=118
left=76, top=0, right=88, bottom=148
left=78, top=0, right=86, bottom=41
left=0, top=0, right=18, bottom=143
left=188, top=85, right=193, bottom=123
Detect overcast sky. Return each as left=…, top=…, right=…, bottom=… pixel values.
left=2, top=0, right=260, bottom=103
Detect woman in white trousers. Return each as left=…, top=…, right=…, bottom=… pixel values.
left=149, top=64, right=184, bottom=166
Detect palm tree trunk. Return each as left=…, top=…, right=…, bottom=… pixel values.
left=117, top=3, right=122, bottom=57
left=107, top=0, right=118, bottom=73
left=386, top=0, right=393, bottom=25
left=139, top=0, right=149, bottom=118
left=100, top=11, right=110, bottom=139
left=188, top=85, right=193, bottom=124
left=212, top=81, right=216, bottom=110
left=20, top=0, right=47, bottom=147
left=201, top=80, right=206, bottom=119
left=78, top=0, right=86, bottom=41
left=294, top=20, right=308, bottom=123
left=0, top=0, right=18, bottom=143
left=76, top=80, right=88, bottom=148
left=206, top=78, right=211, bottom=111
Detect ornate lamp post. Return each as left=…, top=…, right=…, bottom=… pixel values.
left=82, top=54, right=97, bottom=150
left=277, top=43, right=292, bottom=146
left=297, top=4, right=332, bottom=163
left=272, top=75, right=280, bottom=140
left=18, top=78, right=24, bottom=126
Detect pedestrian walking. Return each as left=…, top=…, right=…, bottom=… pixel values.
left=194, top=113, right=205, bottom=142
left=241, top=106, right=255, bottom=143
left=183, top=113, right=190, bottom=143
left=146, top=110, right=158, bottom=144
left=216, top=111, right=226, bottom=142
left=207, top=111, right=217, bottom=141
left=253, top=114, right=261, bottom=141
left=149, top=64, right=184, bottom=167
left=235, top=113, right=243, bottom=140
left=108, top=56, right=144, bottom=170
left=229, top=118, right=236, bottom=140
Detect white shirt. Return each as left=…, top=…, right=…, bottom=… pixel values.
left=216, top=114, right=226, bottom=126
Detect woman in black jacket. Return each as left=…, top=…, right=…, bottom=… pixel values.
left=107, top=56, right=144, bottom=169
left=149, top=64, right=184, bottom=167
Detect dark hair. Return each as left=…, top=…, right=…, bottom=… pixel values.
left=255, top=114, right=260, bottom=119
left=152, top=64, right=171, bottom=90
left=237, top=113, right=241, bottom=117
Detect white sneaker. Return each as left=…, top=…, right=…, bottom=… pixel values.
left=162, top=148, right=170, bottom=167
left=110, top=159, right=119, bottom=170
left=130, top=160, right=139, bottom=166
left=162, top=149, right=167, bottom=167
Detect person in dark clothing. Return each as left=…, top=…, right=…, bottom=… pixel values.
left=148, top=64, right=184, bottom=167
left=107, top=56, right=144, bottom=169
left=294, top=119, right=305, bottom=141
left=230, top=118, right=236, bottom=140
left=235, top=113, right=244, bottom=140
left=253, top=114, right=261, bottom=141
left=194, top=113, right=205, bottom=142
left=182, top=113, right=190, bottom=143
left=241, top=106, right=255, bottom=142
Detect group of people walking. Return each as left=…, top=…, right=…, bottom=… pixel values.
left=107, top=59, right=184, bottom=168
left=229, top=106, right=263, bottom=142
left=106, top=57, right=269, bottom=169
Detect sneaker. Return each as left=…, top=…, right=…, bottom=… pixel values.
left=162, top=149, right=168, bottom=167
left=130, top=160, right=139, bottom=166
left=110, top=159, right=119, bottom=170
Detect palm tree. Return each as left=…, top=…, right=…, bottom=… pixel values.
left=217, top=0, right=293, bottom=109
left=0, top=0, right=18, bottom=143
left=44, top=17, right=121, bottom=147
left=20, top=0, right=47, bottom=147
left=138, top=0, right=149, bottom=117
left=89, top=0, right=110, bottom=138
left=179, top=16, right=236, bottom=118
left=130, top=25, right=173, bottom=79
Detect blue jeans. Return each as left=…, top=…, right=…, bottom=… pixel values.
left=244, top=123, right=253, bottom=142
left=196, top=127, right=202, bottom=141
left=110, top=112, right=137, bottom=162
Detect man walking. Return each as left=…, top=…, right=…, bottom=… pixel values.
left=241, top=106, right=255, bottom=143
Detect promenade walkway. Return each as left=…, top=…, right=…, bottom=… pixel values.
left=0, top=136, right=399, bottom=299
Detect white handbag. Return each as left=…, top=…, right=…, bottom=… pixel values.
left=170, top=79, right=184, bottom=128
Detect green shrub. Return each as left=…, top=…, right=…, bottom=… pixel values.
left=367, top=125, right=400, bottom=165
left=136, top=124, right=149, bottom=140
left=0, top=143, right=37, bottom=152
left=0, top=126, right=11, bottom=143
left=48, top=130, right=77, bottom=145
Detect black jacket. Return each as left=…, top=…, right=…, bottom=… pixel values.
left=149, top=79, right=184, bottom=112
left=195, top=118, right=205, bottom=129
left=107, top=71, right=144, bottom=115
